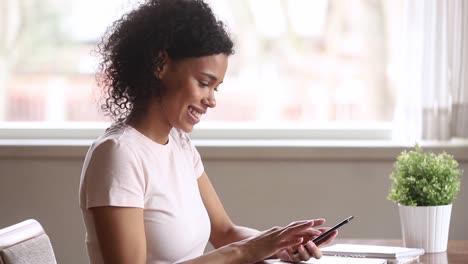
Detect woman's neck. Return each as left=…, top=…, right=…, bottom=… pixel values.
left=127, top=108, right=172, bottom=145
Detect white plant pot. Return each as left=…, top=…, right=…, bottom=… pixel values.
left=398, top=204, right=452, bottom=253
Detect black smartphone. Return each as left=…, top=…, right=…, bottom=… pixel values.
left=293, top=216, right=354, bottom=255
left=312, top=216, right=354, bottom=245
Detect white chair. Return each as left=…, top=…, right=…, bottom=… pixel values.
left=0, top=219, right=57, bottom=264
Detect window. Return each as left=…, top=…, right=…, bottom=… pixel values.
left=0, top=0, right=404, bottom=139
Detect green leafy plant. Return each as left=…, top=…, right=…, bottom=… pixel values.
left=388, top=145, right=462, bottom=206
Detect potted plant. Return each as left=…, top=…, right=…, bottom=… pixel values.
left=388, top=145, right=462, bottom=253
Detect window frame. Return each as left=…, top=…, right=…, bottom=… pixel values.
left=2, top=122, right=468, bottom=162
left=0, top=121, right=393, bottom=141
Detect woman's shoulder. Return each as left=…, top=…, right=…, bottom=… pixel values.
left=91, top=126, right=194, bottom=153
left=90, top=123, right=138, bottom=154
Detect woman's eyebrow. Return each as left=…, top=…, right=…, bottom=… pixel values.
left=200, top=72, right=222, bottom=84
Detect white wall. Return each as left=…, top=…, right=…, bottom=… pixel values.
left=0, top=144, right=467, bottom=264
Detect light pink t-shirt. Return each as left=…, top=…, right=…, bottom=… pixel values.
left=79, top=124, right=210, bottom=264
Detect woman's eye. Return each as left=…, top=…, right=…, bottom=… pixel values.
left=199, top=81, right=209, bottom=88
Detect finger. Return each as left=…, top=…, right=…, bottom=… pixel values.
left=317, top=227, right=333, bottom=233
left=309, top=229, right=323, bottom=237
left=276, top=249, right=292, bottom=262
left=305, top=240, right=322, bottom=259
left=314, top=228, right=337, bottom=240
left=286, top=219, right=325, bottom=229
left=296, top=244, right=311, bottom=261
left=289, top=230, right=322, bottom=251
left=297, top=229, right=322, bottom=243
left=311, top=218, right=326, bottom=227
left=281, top=219, right=326, bottom=239
left=285, top=219, right=315, bottom=228
left=279, top=221, right=315, bottom=238
left=287, top=247, right=302, bottom=263
left=316, top=230, right=338, bottom=247
left=278, top=236, right=303, bottom=249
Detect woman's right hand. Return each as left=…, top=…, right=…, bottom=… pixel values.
left=236, top=220, right=323, bottom=264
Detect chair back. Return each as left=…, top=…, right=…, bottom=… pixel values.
left=0, top=219, right=57, bottom=264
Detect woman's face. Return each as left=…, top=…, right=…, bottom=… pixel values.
left=158, top=53, right=228, bottom=133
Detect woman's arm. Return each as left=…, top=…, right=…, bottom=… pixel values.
left=91, top=206, right=147, bottom=264
left=91, top=205, right=316, bottom=264
left=197, top=172, right=260, bottom=248
left=197, top=172, right=333, bottom=262
left=91, top=206, right=246, bottom=264
left=90, top=172, right=325, bottom=264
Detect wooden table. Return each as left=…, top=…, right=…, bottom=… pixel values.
left=259, top=239, right=468, bottom=264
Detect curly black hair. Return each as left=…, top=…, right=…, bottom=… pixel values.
left=97, top=0, right=234, bottom=122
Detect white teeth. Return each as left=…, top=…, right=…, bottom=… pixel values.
left=189, top=107, right=202, bottom=118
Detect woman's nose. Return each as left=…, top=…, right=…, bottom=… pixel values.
left=203, top=92, right=216, bottom=108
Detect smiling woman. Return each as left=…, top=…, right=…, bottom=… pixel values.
left=127, top=53, right=229, bottom=143
left=153, top=55, right=228, bottom=133
left=79, top=1, right=338, bottom=264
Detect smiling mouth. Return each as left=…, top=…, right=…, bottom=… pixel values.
left=189, top=106, right=203, bottom=119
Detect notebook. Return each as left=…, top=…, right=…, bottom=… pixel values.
left=321, top=244, right=424, bottom=264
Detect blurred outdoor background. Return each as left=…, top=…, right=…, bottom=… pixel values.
left=0, top=0, right=404, bottom=126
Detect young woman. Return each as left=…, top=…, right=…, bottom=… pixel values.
left=79, top=0, right=337, bottom=263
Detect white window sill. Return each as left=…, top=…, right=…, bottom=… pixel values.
left=1, top=139, right=467, bottom=161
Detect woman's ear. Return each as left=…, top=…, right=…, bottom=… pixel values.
left=154, top=51, right=169, bottom=79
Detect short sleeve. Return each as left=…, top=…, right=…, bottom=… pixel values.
left=84, top=139, right=145, bottom=209
left=189, top=140, right=204, bottom=178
